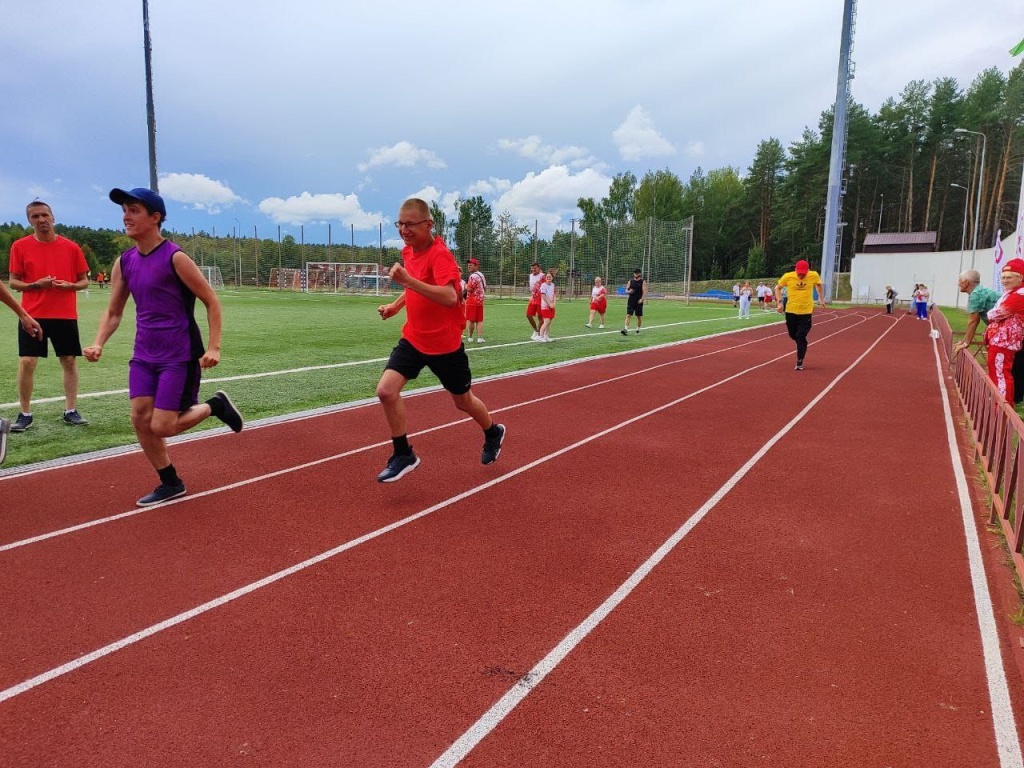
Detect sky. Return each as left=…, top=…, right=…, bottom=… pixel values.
left=2, top=0, right=1021, bottom=249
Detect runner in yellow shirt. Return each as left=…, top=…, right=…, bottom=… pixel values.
left=775, top=259, right=826, bottom=370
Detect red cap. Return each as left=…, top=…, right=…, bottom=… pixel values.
left=795, top=259, right=810, bottom=275
left=467, top=258, right=479, bottom=266
left=1002, top=258, right=1024, bottom=276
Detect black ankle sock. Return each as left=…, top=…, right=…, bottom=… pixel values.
left=484, top=423, right=501, bottom=439
left=158, top=464, right=180, bottom=486
left=392, top=435, right=411, bottom=455
left=206, top=395, right=224, bottom=419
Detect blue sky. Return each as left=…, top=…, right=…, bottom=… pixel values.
left=2, top=0, right=1020, bottom=248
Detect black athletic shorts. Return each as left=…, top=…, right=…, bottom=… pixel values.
left=385, top=337, right=472, bottom=395
left=626, top=299, right=644, bottom=318
left=18, top=318, right=83, bottom=358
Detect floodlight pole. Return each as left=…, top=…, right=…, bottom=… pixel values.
left=142, top=0, right=159, bottom=192
left=951, top=183, right=970, bottom=308
left=820, top=0, right=856, bottom=301
left=954, top=128, right=986, bottom=269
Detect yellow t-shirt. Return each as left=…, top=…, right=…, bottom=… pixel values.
left=777, top=270, right=822, bottom=315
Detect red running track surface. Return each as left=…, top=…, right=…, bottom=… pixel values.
left=1, top=308, right=1022, bottom=767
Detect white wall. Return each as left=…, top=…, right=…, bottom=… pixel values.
left=849, top=232, right=1016, bottom=308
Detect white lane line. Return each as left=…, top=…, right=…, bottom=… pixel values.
left=429, top=318, right=900, bottom=768
left=0, top=315, right=864, bottom=551
left=930, top=336, right=1024, bottom=767
left=0, top=315, right=761, bottom=409
left=0, top=316, right=874, bottom=704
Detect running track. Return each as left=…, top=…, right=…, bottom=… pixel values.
left=1, top=308, right=1023, bottom=767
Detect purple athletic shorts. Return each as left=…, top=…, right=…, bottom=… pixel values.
left=128, top=359, right=202, bottom=413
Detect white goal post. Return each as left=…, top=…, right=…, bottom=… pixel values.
left=304, top=262, right=390, bottom=295
left=198, top=265, right=224, bottom=290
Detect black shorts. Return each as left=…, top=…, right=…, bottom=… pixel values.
left=385, top=337, right=472, bottom=395
left=626, top=300, right=644, bottom=318
left=18, top=318, right=83, bottom=358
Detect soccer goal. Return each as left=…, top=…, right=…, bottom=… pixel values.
left=305, top=262, right=389, bottom=295
left=268, top=268, right=304, bottom=291
left=199, top=265, right=224, bottom=289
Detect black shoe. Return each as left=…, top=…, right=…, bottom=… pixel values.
left=377, top=451, right=420, bottom=483
left=482, top=424, right=506, bottom=465
left=10, top=413, right=32, bottom=432
left=137, top=481, right=187, bottom=507
left=620, top=328, right=628, bottom=336
left=63, top=409, right=88, bottom=426
left=0, top=418, right=8, bottom=465
left=211, top=391, right=244, bottom=433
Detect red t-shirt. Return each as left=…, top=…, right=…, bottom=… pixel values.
left=8, top=235, right=89, bottom=319
left=401, top=237, right=465, bottom=355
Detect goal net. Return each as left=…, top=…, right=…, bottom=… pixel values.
left=305, top=262, right=389, bottom=294
left=571, top=216, right=693, bottom=301
left=199, top=265, right=224, bottom=290
left=268, top=268, right=304, bottom=291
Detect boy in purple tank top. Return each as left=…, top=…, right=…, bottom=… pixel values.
left=84, top=187, right=244, bottom=506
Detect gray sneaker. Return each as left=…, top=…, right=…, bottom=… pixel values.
left=137, top=481, right=187, bottom=507
left=377, top=451, right=420, bottom=483
left=481, top=424, right=506, bottom=465
left=63, top=409, right=88, bottom=426
left=10, top=413, right=32, bottom=432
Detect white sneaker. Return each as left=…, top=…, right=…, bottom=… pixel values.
left=584, top=323, right=592, bottom=328
left=531, top=331, right=540, bottom=340
left=599, top=324, right=604, bottom=329
left=476, top=338, right=485, bottom=343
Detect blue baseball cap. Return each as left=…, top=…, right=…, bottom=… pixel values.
left=109, top=187, right=166, bottom=218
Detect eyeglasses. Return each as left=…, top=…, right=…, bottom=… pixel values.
left=395, top=219, right=430, bottom=229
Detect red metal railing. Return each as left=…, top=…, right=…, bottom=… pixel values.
left=936, top=310, right=1024, bottom=581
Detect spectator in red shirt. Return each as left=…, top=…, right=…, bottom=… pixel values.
left=985, top=258, right=1024, bottom=403
left=8, top=200, right=90, bottom=432
left=374, top=198, right=506, bottom=483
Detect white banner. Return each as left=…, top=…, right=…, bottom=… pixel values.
left=1015, top=156, right=1024, bottom=260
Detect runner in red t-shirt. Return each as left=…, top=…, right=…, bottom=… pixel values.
left=375, top=198, right=506, bottom=483
left=8, top=200, right=91, bottom=432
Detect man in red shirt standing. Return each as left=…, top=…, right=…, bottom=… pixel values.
left=375, top=198, right=506, bottom=482
left=8, top=200, right=90, bottom=431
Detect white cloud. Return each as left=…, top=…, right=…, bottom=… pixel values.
left=685, top=141, right=706, bottom=159
left=257, top=192, right=382, bottom=228
left=492, top=166, right=612, bottom=236
left=357, top=141, right=447, bottom=172
left=497, top=136, right=598, bottom=169
left=613, top=107, right=677, bottom=161
left=466, top=177, right=513, bottom=199
left=159, top=173, right=246, bottom=215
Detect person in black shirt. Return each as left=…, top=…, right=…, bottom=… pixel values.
left=620, top=268, right=647, bottom=335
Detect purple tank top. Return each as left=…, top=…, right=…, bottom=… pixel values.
left=119, top=239, right=204, bottom=362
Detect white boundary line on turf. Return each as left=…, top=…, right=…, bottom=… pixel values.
left=0, top=315, right=878, bottom=703
left=0, top=312, right=828, bottom=481
left=0, top=314, right=864, bottom=551
left=929, top=335, right=1024, bottom=767
left=0, top=314, right=767, bottom=410
left=429, top=315, right=902, bottom=767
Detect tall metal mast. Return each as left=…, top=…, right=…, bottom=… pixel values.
left=820, top=0, right=857, bottom=299
left=143, top=0, right=159, bottom=192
